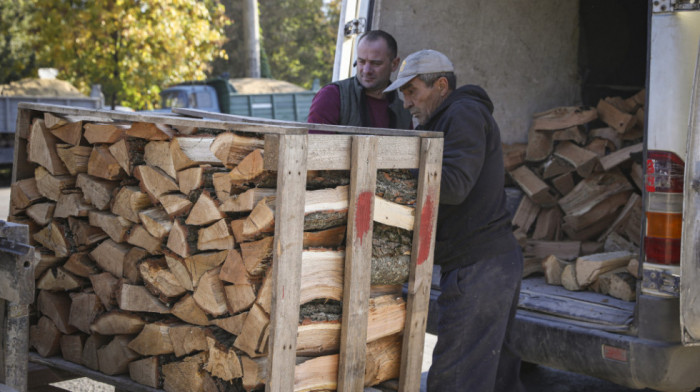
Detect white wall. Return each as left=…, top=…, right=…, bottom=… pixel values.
left=374, top=0, right=581, bottom=144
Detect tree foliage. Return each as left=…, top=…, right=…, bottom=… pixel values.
left=212, top=0, right=340, bottom=89
left=0, top=0, right=39, bottom=84
left=30, top=0, right=229, bottom=109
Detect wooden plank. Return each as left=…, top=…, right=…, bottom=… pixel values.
left=265, top=134, right=307, bottom=392
left=399, top=137, right=443, bottom=392
left=264, top=134, right=422, bottom=170
left=173, top=107, right=442, bottom=138
left=337, top=136, right=377, bottom=391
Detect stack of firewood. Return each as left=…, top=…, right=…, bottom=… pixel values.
left=504, top=90, right=645, bottom=301
left=10, top=112, right=416, bottom=391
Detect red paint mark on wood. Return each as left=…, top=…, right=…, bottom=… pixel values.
left=355, top=191, right=373, bottom=245
left=417, top=194, right=435, bottom=265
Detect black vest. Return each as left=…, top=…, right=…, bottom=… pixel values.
left=332, top=77, right=412, bottom=129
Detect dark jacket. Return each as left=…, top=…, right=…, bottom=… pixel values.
left=418, top=85, right=518, bottom=272
left=333, top=77, right=413, bottom=129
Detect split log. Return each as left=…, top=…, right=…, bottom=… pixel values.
left=224, top=284, right=256, bottom=314
left=219, top=188, right=276, bottom=213
left=139, top=257, right=187, bottom=303
left=212, top=171, right=234, bottom=201
left=33, top=219, right=73, bottom=257
left=89, top=211, right=133, bottom=243
left=54, top=191, right=93, bottom=218
left=553, top=141, right=599, bottom=178
left=60, top=333, right=87, bottom=364
left=127, top=122, right=174, bottom=141
left=561, top=264, right=583, bottom=291
left=97, top=335, right=140, bottom=375
left=241, top=356, right=267, bottom=391
left=90, top=239, right=132, bottom=278
left=219, top=249, right=249, bottom=285
left=233, top=303, right=269, bottom=358
left=49, top=121, right=83, bottom=145
left=35, top=166, right=75, bottom=201
left=240, top=237, right=274, bottom=277
left=595, top=268, right=636, bottom=301
left=303, top=226, right=347, bottom=248
left=11, top=178, right=43, bottom=210
left=197, top=218, right=234, bottom=251
left=30, top=316, right=62, bottom=357
left=511, top=195, right=540, bottom=235
left=88, top=145, right=125, bottom=181
left=165, top=252, right=194, bottom=291
left=552, top=126, right=587, bottom=145
left=171, top=294, right=210, bottom=326
left=603, top=231, right=638, bottom=253
left=139, top=207, right=173, bottom=240
left=558, top=172, right=633, bottom=216
left=508, top=166, right=557, bottom=207
left=597, top=98, right=636, bottom=133
left=598, top=142, right=643, bottom=171
left=170, top=135, right=222, bottom=171
left=293, top=334, right=401, bottom=391
left=145, top=141, right=177, bottom=178
left=502, top=143, right=527, bottom=171
left=205, top=334, right=243, bottom=381
left=112, top=186, right=152, bottom=223
left=37, top=290, right=77, bottom=334
left=541, top=156, right=575, bottom=180
left=562, top=191, right=632, bottom=232
left=161, top=353, right=217, bottom=392
left=68, top=216, right=107, bottom=246
left=44, top=113, right=70, bottom=129
left=300, top=251, right=344, bottom=304
left=229, top=149, right=264, bottom=181
left=523, top=257, right=544, bottom=277
left=166, top=220, right=197, bottom=258
left=33, top=249, right=64, bottom=278
left=186, top=190, right=224, bottom=226
left=562, top=213, right=617, bottom=241
left=76, top=173, right=119, bottom=210
left=169, top=325, right=208, bottom=357
left=586, top=138, right=616, bottom=157
left=26, top=202, right=56, bottom=226
left=590, top=127, right=623, bottom=150
left=128, top=322, right=175, bottom=356
left=90, top=310, right=145, bottom=335
left=531, top=106, right=598, bottom=131
left=242, top=197, right=275, bottom=237
left=210, top=313, right=247, bottom=336
left=63, top=252, right=98, bottom=278
left=210, top=132, right=265, bottom=167
left=127, top=225, right=163, bottom=254
left=532, top=207, right=562, bottom=241
left=525, top=126, right=554, bottom=162
left=134, top=165, right=179, bottom=203
left=82, top=334, right=110, bottom=371
left=627, top=258, right=640, bottom=279
left=542, top=255, right=570, bottom=286
left=551, top=172, right=575, bottom=196
left=183, top=250, right=228, bottom=288
left=177, top=165, right=226, bottom=196
left=159, top=193, right=193, bottom=218
left=108, top=137, right=147, bottom=176
left=597, top=193, right=642, bottom=242
left=89, top=272, right=119, bottom=310
left=117, top=283, right=171, bottom=314
left=37, top=267, right=84, bottom=291
left=28, top=119, right=68, bottom=175
left=68, top=292, right=104, bottom=334
left=129, top=356, right=161, bottom=389
left=193, top=267, right=228, bottom=316
left=575, top=251, right=637, bottom=287
left=84, top=123, right=129, bottom=144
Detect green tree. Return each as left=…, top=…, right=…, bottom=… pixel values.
left=30, top=0, right=229, bottom=109
left=0, top=0, right=39, bottom=84
left=212, top=0, right=339, bottom=89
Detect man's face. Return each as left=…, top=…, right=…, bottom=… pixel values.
left=356, top=38, right=399, bottom=93
left=400, top=77, right=446, bottom=126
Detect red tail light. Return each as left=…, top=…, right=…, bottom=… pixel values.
left=644, top=150, right=684, bottom=265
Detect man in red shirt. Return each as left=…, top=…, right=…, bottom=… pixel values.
left=307, top=30, right=412, bottom=129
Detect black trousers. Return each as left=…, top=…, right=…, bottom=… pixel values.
left=427, top=247, right=526, bottom=392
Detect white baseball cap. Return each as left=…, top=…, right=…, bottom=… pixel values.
left=384, top=49, right=454, bottom=92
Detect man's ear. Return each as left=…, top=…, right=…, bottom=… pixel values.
left=391, top=57, right=400, bottom=72
left=437, top=77, right=449, bottom=97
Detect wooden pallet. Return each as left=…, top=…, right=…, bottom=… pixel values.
left=6, top=103, right=443, bottom=392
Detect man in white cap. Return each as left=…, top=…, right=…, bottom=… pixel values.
left=385, top=50, right=525, bottom=392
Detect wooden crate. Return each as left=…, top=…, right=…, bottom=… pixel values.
left=8, top=103, right=443, bottom=392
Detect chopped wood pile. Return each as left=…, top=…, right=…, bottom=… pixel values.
left=11, top=111, right=419, bottom=391
left=505, top=90, right=645, bottom=301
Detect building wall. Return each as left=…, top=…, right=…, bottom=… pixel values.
left=373, top=0, right=581, bottom=144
